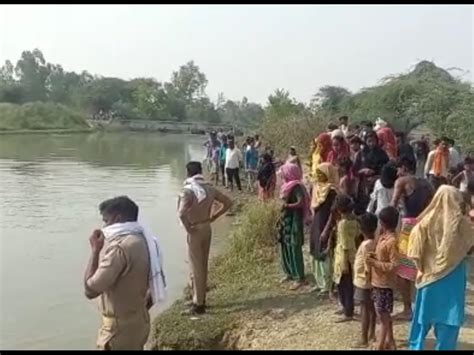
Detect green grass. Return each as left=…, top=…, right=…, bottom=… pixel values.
left=150, top=199, right=282, bottom=350
left=0, top=102, right=89, bottom=131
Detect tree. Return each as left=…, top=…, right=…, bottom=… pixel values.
left=169, top=61, right=208, bottom=103
left=0, top=60, right=15, bottom=83
left=266, top=89, right=306, bottom=119
left=14, top=49, right=50, bottom=102
left=185, top=97, right=220, bottom=124
left=311, top=85, right=351, bottom=113
left=129, top=78, right=170, bottom=120
left=78, top=77, right=131, bottom=115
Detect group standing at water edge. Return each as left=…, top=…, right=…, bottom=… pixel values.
left=197, top=117, right=474, bottom=350
left=274, top=116, right=474, bottom=350
left=83, top=116, right=473, bottom=350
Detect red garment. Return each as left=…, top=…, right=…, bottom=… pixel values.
left=327, top=139, right=350, bottom=164
left=376, top=127, right=397, bottom=160
left=315, top=133, right=333, bottom=162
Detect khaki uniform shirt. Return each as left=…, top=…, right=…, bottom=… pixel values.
left=86, top=233, right=150, bottom=350
left=178, top=183, right=229, bottom=226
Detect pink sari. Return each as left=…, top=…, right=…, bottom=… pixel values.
left=280, top=163, right=312, bottom=223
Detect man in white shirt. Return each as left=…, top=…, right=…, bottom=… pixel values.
left=424, top=137, right=450, bottom=190
left=447, top=138, right=462, bottom=171
left=339, top=115, right=349, bottom=137
left=225, top=139, right=243, bottom=191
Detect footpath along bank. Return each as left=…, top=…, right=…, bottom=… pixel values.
left=150, top=189, right=474, bottom=350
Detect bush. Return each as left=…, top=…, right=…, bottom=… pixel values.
left=0, top=102, right=89, bottom=131
left=260, top=113, right=329, bottom=158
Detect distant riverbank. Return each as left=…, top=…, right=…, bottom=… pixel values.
left=0, top=128, right=93, bottom=135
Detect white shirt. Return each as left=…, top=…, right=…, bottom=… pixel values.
left=225, top=147, right=242, bottom=169
left=460, top=171, right=469, bottom=193
left=425, top=150, right=449, bottom=177
left=449, top=147, right=461, bottom=169
left=367, top=179, right=394, bottom=216
left=340, top=124, right=349, bottom=137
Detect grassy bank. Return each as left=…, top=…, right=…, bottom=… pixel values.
left=150, top=199, right=282, bottom=350
left=0, top=102, right=89, bottom=131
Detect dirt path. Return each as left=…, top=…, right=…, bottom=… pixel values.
left=229, top=256, right=474, bottom=350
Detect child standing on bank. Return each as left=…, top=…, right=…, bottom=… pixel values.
left=353, top=213, right=377, bottom=348
left=367, top=206, right=399, bottom=350
left=332, top=194, right=360, bottom=323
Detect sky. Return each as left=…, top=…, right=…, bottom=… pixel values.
left=0, top=5, right=472, bottom=104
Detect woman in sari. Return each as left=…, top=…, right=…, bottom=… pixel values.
left=408, top=185, right=473, bottom=350
left=278, top=163, right=312, bottom=291
left=257, top=153, right=276, bottom=202
left=391, top=156, right=434, bottom=321
left=354, top=131, right=390, bottom=212
left=375, top=118, right=398, bottom=160
left=309, top=162, right=339, bottom=296
left=328, top=135, right=351, bottom=165
left=309, top=133, right=333, bottom=180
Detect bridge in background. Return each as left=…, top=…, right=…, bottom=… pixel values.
left=86, top=118, right=251, bottom=135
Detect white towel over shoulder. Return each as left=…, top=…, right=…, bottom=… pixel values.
left=102, top=222, right=167, bottom=305
left=183, top=174, right=207, bottom=203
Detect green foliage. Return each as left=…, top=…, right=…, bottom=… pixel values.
left=311, top=85, right=351, bottom=114
left=0, top=102, right=88, bottom=131
left=265, top=89, right=307, bottom=119
left=0, top=50, right=471, bottom=150
left=261, top=112, right=329, bottom=158
left=217, top=95, right=265, bottom=128
left=169, top=61, right=208, bottom=103
left=0, top=49, right=263, bottom=127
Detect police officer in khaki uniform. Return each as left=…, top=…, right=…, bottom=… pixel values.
left=178, top=161, right=232, bottom=315
left=84, top=196, right=152, bottom=350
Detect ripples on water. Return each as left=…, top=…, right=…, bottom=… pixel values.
left=0, top=132, right=206, bottom=349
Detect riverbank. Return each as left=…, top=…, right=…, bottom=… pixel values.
left=151, top=191, right=474, bottom=350
left=0, top=128, right=93, bottom=135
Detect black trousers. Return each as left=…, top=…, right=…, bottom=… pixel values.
left=337, top=266, right=354, bottom=317
left=220, top=162, right=226, bottom=186
left=226, top=167, right=242, bottom=191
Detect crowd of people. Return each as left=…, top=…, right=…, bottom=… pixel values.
left=275, top=116, right=474, bottom=350
left=200, top=117, right=474, bottom=349
left=82, top=117, right=473, bottom=350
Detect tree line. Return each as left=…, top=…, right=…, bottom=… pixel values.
left=1, top=49, right=472, bottom=153
left=0, top=49, right=264, bottom=126
left=262, top=61, right=473, bottom=154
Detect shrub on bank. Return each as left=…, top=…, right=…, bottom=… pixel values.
left=151, top=199, right=281, bottom=350
left=260, top=113, right=329, bottom=158
left=0, top=102, right=89, bottom=131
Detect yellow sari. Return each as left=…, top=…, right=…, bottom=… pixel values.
left=408, top=185, right=473, bottom=288
left=311, top=162, right=339, bottom=209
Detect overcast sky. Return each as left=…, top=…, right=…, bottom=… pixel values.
left=1, top=5, right=472, bottom=104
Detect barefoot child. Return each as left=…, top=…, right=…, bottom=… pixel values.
left=367, top=206, right=399, bottom=350
left=353, top=213, right=377, bottom=347
left=332, top=194, right=360, bottom=322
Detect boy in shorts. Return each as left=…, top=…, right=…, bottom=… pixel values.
left=366, top=206, right=399, bottom=350
left=353, top=212, right=377, bottom=348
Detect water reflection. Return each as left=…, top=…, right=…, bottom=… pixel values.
left=0, top=132, right=206, bottom=350
left=0, top=132, right=205, bottom=179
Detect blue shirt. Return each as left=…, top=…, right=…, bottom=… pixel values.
left=245, top=148, right=259, bottom=170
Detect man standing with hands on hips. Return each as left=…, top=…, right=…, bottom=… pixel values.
left=178, top=161, right=232, bottom=316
